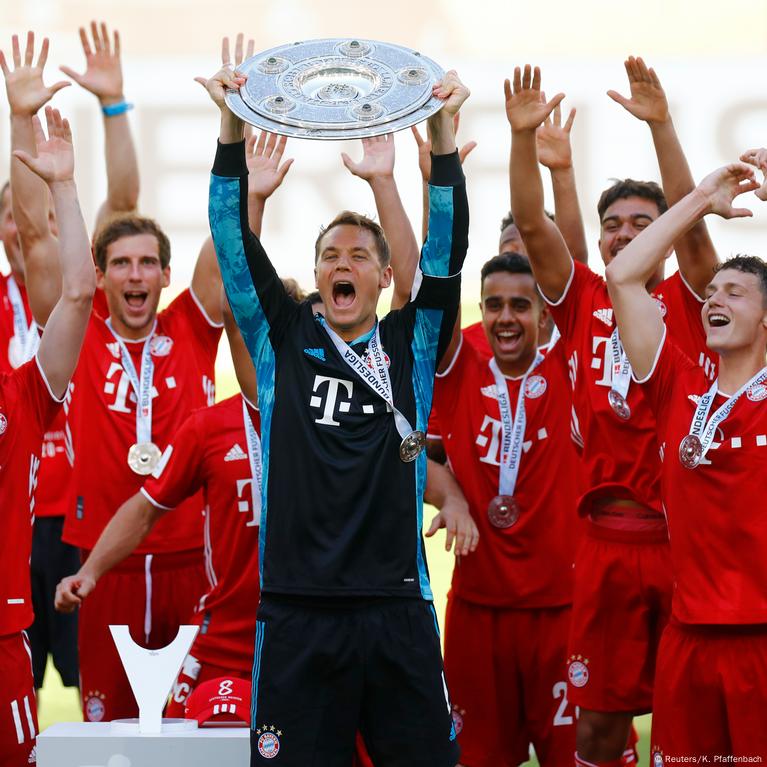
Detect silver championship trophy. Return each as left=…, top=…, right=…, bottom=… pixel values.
left=225, top=38, right=446, bottom=139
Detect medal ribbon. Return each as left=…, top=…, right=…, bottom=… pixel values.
left=489, top=352, right=544, bottom=497
left=106, top=319, right=157, bottom=444
left=319, top=318, right=415, bottom=441
left=686, top=365, right=767, bottom=460
left=242, top=397, right=263, bottom=518
left=6, top=276, right=39, bottom=364
left=609, top=328, right=632, bottom=400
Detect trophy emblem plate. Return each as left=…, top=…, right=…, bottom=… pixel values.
left=224, top=38, right=446, bottom=139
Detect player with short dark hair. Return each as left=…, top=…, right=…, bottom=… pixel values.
left=507, top=62, right=718, bottom=766
left=93, top=215, right=171, bottom=271
left=605, top=156, right=767, bottom=761
left=0, top=105, right=95, bottom=767
left=434, top=251, right=579, bottom=766
left=204, top=57, right=469, bottom=765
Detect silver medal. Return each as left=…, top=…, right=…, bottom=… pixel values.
left=608, top=389, right=631, bottom=420
left=127, top=442, right=161, bottom=475
left=678, top=434, right=703, bottom=470
left=399, top=430, right=426, bottom=463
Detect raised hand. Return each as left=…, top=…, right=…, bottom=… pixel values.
left=59, top=22, right=124, bottom=104
left=536, top=102, right=576, bottom=170
left=411, top=113, right=476, bottom=183
left=13, top=106, right=74, bottom=184
left=504, top=65, right=565, bottom=133
left=246, top=131, right=293, bottom=200
left=607, top=56, right=669, bottom=124
left=0, top=31, right=70, bottom=116
left=740, top=148, right=767, bottom=201
left=195, top=34, right=251, bottom=110
left=341, top=134, right=395, bottom=182
left=697, top=163, right=760, bottom=219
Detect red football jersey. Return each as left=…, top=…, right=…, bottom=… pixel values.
left=433, top=337, right=577, bottom=607
left=0, top=273, right=70, bottom=518
left=0, top=273, right=33, bottom=375
left=428, top=322, right=492, bottom=441
left=63, top=289, right=222, bottom=553
left=142, top=394, right=261, bottom=671
left=546, top=262, right=711, bottom=515
left=640, top=334, right=767, bottom=624
left=0, top=357, right=63, bottom=634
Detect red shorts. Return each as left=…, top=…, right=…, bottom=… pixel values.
left=79, top=548, right=208, bottom=721
left=567, top=522, right=672, bottom=713
left=0, top=632, right=38, bottom=767
left=651, top=619, right=767, bottom=761
left=444, top=596, right=575, bottom=767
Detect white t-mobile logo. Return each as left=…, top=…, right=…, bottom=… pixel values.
left=310, top=375, right=354, bottom=426
left=591, top=336, right=613, bottom=388
left=236, top=478, right=259, bottom=527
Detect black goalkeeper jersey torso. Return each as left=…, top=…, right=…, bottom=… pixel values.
left=210, top=141, right=468, bottom=600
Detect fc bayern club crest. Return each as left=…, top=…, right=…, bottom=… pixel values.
left=652, top=295, right=668, bottom=317
left=747, top=383, right=767, bottom=402
left=256, top=726, right=282, bottom=759
left=0, top=411, right=7, bottom=435
left=567, top=655, right=590, bottom=688
left=149, top=335, right=173, bottom=357
left=364, top=350, right=391, bottom=370
left=524, top=374, right=547, bottom=399
left=85, top=691, right=106, bottom=722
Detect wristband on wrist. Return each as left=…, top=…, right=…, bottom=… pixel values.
left=102, top=100, right=134, bottom=117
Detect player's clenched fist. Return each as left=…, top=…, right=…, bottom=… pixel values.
left=55, top=573, right=96, bottom=613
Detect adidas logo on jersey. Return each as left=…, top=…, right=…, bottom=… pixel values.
left=224, top=444, right=248, bottom=462
left=688, top=394, right=702, bottom=405
left=480, top=384, right=499, bottom=400
left=106, top=341, right=121, bottom=358
left=304, top=347, right=326, bottom=362
left=593, top=308, right=614, bottom=326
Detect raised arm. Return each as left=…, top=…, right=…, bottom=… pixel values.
left=536, top=102, right=589, bottom=265
left=55, top=492, right=165, bottom=613
left=246, top=130, right=293, bottom=237
left=14, top=107, right=96, bottom=398
left=342, top=134, right=420, bottom=310
left=506, top=66, right=572, bottom=301
left=424, top=458, right=479, bottom=556
left=412, top=115, right=476, bottom=245
left=608, top=56, right=718, bottom=295
left=1, top=32, right=69, bottom=324
left=606, top=163, right=757, bottom=379
left=61, top=22, right=139, bottom=231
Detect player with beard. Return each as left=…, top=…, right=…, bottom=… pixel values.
left=1, top=24, right=141, bottom=697
left=0, top=106, right=95, bottom=767
left=433, top=252, right=578, bottom=766
left=205, top=56, right=468, bottom=765
left=605, top=156, right=767, bottom=761
left=507, top=63, right=718, bottom=766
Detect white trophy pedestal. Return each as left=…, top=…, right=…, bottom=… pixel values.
left=37, top=721, right=250, bottom=766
